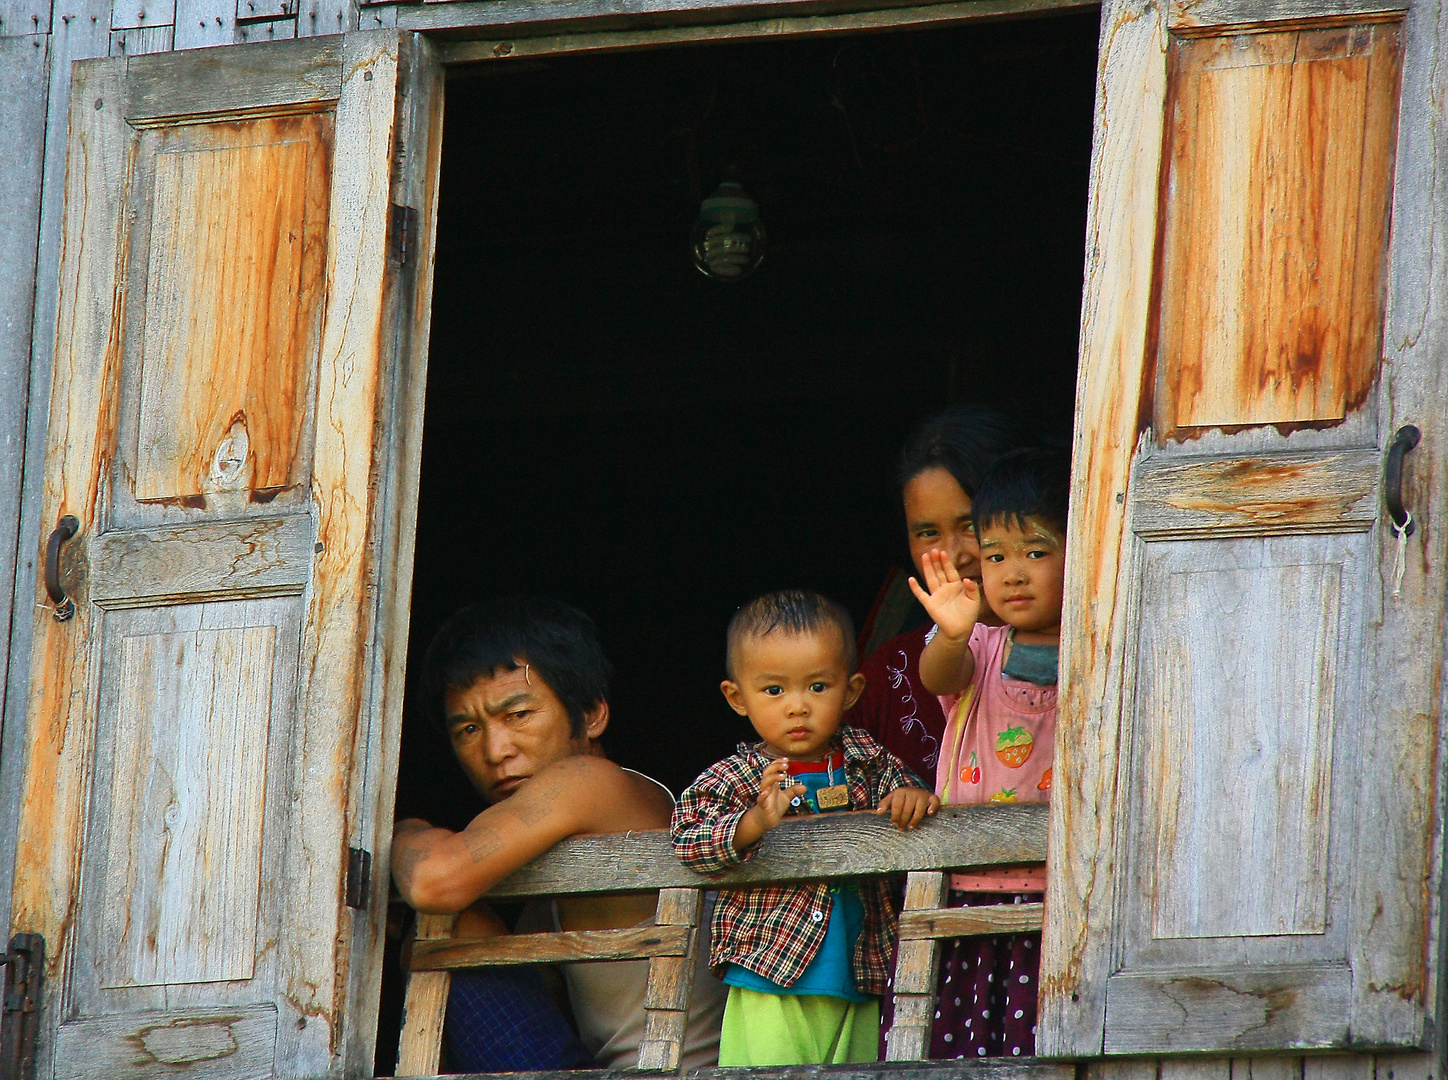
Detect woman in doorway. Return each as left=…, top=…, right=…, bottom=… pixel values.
left=847, top=404, right=1035, bottom=783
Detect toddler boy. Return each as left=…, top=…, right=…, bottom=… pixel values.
left=672, top=590, right=939, bottom=1066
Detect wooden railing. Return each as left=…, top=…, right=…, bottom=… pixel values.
left=395, top=803, right=1049, bottom=1077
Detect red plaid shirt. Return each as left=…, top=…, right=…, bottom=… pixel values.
left=671, top=726, right=926, bottom=995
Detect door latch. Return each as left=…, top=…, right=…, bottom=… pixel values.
left=1, top=933, right=44, bottom=1080
left=346, top=847, right=372, bottom=910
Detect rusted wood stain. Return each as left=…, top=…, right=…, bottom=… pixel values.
left=1154, top=21, right=1402, bottom=438
left=133, top=111, right=333, bottom=501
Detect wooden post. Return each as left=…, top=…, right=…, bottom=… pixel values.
left=885, top=870, right=948, bottom=1061
left=637, top=887, right=705, bottom=1072
left=395, top=911, right=457, bottom=1077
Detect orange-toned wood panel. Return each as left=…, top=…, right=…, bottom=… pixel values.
left=134, top=112, right=332, bottom=501
left=1155, top=22, right=1401, bottom=436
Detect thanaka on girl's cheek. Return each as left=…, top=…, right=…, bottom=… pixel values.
left=977, top=515, right=1065, bottom=644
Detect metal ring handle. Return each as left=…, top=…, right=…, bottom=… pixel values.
left=45, top=515, right=79, bottom=622
left=1385, top=425, right=1421, bottom=537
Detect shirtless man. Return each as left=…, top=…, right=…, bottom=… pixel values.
left=392, top=596, right=725, bottom=1071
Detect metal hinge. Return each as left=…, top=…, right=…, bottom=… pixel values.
left=389, top=204, right=417, bottom=267
left=346, top=847, right=372, bottom=910
left=1, top=933, right=44, bottom=1080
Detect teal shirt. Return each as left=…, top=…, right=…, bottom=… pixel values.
left=723, top=767, right=871, bottom=1002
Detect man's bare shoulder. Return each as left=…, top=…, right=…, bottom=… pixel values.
left=534, top=755, right=672, bottom=835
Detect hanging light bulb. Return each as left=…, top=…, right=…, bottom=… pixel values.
left=691, top=180, right=766, bottom=281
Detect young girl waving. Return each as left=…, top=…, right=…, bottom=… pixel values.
left=909, top=448, right=1068, bottom=1057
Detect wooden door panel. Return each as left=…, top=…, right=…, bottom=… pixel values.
left=1156, top=22, right=1401, bottom=437
left=9, top=31, right=442, bottom=1077
left=1041, top=0, right=1445, bottom=1053
left=132, top=113, right=331, bottom=504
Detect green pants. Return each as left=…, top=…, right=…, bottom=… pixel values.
left=718, top=986, right=880, bottom=1066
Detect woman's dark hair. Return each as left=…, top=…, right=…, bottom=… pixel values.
left=971, top=448, right=1072, bottom=537
left=421, top=596, right=613, bottom=737
left=897, top=404, right=1038, bottom=498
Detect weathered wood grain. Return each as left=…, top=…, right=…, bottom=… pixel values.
left=1103, top=965, right=1352, bottom=1052
left=1301, top=1056, right=1370, bottom=1080
left=52, top=1004, right=279, bottom=1080
left=101, top=623, right=276, bottom=987
left=1136, top=535, right=1358, bottom=941
left=110, top=0, right=176, bottom=28
left=432, top=0, right=1100, bottom=59
left=1353, top=0, right=1448, bottom=1041
left=898, top=901, right=1045, bottom=939
left=691, top=1062, right=1078, bottom=1080
left=341, top=30, right=446, bottom=1078
left=884, top=871, right=946, bottom=1061
left=1170, top=0, right=1405, bottom=32
left=1154, top=22, right=1402, bottom=436
left=638, top=888, right=704, bottom=1070
left=173, top=0, right=237, bottom=47
left=9, top=54, right=130, bottom=997
left=1132, top=448, right=1380, bottom=538
left=1037, top=0, right=1168, bottom=1050
left=1236, top=1058, right=1304, bottom=1080
left=486, top=804, right=1047, bottom=898
left=0, top=0, right=48, bottom=33
left=0, top=31, right=50, bottom=942
left=89, top=515, right=312, bottom=605
left=132, top=113, right=330, bottom=502
left=125, top=33, right=341, bottom=117
left=396, top=911, right=455, bottom=1078
left=411, top=925, right=691, bottom=969
left=110, top=25, right=175, bottom=52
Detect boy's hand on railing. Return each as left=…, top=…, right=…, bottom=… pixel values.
left=876, top=787, right=942, bottom=830
left=733, top=757, right=808, bottom=852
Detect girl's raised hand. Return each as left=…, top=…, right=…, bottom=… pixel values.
left=908, top=549, right=982, bottom=641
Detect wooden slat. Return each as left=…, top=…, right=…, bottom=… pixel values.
left=1132, top=449, right=1379, bottom=538
left=1103, top=964, right=1351, bottom=1053
left=395, top=911, right=454, bottom=1078
left=341, top=30, right=445, bottom=1077
left=109, top=26, right=175, bottom=54
left=89, top=516, right=312, bottom=606
left=884, top=871, right=946, bottom=1062
left=638, top=888, right=703, bottom=1071
left=411, top=924, right=691, bottom=970
left=124, top=34, right=342, bottom=120
left=0, top=30, right=51, bottom=939
left=898, top=902, right=1045, bottom=939
left=1035, top=0, right=1169, bottom=1045
left=433, top=0, right=1099, bottom=60
left=52, top=1004, right=279, bottom=1080
left=488, top=804, right=1047, bottom=898
left=689, top=1059, right=1079, bottom=1080
left=1169, top=0, right=1404, bottom=31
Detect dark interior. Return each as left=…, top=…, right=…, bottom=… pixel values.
left=380, top=16, right=1097, bottom=1068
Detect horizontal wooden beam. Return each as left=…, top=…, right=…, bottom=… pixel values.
left=410, top=925, right=691, bottom=969
left=386, top=1059, right=1076, bottom=1079
left=433, top=0, right=1097, bottom=62
left=898, top=901, right=1044, bottom=939
left=487, top=803, right=1048, bottom=898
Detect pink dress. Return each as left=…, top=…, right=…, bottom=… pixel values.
left=929, top=623, right=1056, bottom=1059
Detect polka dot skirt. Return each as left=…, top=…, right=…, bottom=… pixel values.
left=928, top=891, right=1040, bottom=1059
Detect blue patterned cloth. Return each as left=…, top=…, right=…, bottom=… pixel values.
left=444, top=967, right=598, bottom=1071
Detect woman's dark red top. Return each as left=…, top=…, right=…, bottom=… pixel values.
left=845, top=624, right=946, bottom=785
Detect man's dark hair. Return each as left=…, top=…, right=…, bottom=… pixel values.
left=726, top=589, right=857, bottom=680
left=971, top=448, right=1072, bottom=538
left=421, top=596, right=612, bottom=737
left=897, top=404, right=1038, bottom=498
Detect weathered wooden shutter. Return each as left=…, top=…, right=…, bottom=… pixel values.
left=1039, top=0, right=1448, bottom=1055
left=7, top=31, right=440, bottom=1077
